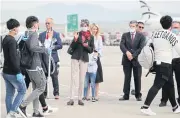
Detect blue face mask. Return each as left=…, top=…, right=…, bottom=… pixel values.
left=172, top=29, right=180, bottom=35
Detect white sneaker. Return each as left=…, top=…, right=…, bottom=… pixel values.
left=173, top=107, right=180, bottom=114
left=141, top=108, right=156, bottom=116
left=6, top=111, right=17, bottom=118
left=43, top=106, right=58, bottom=115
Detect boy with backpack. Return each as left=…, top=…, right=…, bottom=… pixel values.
left=18, top=16, right=52, bottom=118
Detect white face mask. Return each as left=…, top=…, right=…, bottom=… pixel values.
left=129, top=28, right=136, bottom=33
left=81, top=27, right=88, bottom=32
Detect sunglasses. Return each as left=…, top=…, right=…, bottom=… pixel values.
left=173, top=27, right=179, bottom=29
left=139, top=26, right=144, bottom=29
left=45, top=22, right=50, bottom=25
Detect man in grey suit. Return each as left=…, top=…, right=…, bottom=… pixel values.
left=120, top=20, right=145, bottom=101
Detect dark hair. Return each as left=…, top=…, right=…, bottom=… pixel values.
left=137, top=21, right=144, bottom=25
left=6, top=18, right=20, bottom=30
left=160, top=15, right=172, bottom=29
left=26, top=16, right=39, bottom=28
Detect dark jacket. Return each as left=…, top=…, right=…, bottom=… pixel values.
left=39, top=31, right=63, bottom=63
left=71, top=31, right=94, bottom=62
left=120, top=32, right=145, bottom=66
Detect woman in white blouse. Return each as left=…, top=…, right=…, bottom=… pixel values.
left=83, top=23, right=103, bottom=101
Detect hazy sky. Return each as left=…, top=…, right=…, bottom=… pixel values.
left=1, top=0, right=180, bottom=13
left=1, top=0, right=180, bottom=23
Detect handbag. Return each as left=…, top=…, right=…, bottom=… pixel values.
left=67, top=42, right=74, bottom=55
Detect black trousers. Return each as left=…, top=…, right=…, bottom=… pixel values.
left=123, top=63, right=142, bottom=98
left=161, top=58, right=180, bottom=103
left=144, top=62, right=177, bottom=107
left=24, top=72, right=47, bottom=107
left=44, top=63, right=59, bottom=96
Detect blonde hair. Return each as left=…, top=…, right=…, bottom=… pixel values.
left=90, top=23, right=100, bottom=38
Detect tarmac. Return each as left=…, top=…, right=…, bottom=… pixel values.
left=0, top=46, right=179, bottom=118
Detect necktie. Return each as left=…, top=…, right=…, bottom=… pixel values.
left=46, top=33, right=49, bottom=40
left=131, top=33, right=134, bottom=41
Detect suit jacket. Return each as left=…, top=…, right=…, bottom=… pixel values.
left=120, top=32, right=145, bottom=66
left=39, top=31, right=63, bottom=62
left=71, top=31, right=94, bottom=62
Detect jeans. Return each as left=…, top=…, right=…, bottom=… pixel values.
left=84, top=72, right=97, bottom=97
left=3, top=73, right=26, bottom=113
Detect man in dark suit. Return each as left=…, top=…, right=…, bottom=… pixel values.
left=120, top=20, right=145, bottom=101
left=39, top=18, right=62, bottom=99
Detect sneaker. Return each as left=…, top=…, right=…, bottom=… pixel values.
left=43, top=106, right=58, bottom=115
left=32, top=112, right=45, bottom=118
left=55, top=95, right=59, bottom=100
left=18, top=106, right=27, bottom=118
left=92, top=98, right=96, bottom=102
left=6, top=111, right=17, bottom=118
left=95, top=97, right=99, bottom=101
left=141, top=108, right=156, bottom=116
left=173, top=106, right=180, bottom=114
left=82, top=97, right=87, bottom=101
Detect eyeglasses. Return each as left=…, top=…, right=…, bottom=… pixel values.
left=139, top=26, right=144, bottom=29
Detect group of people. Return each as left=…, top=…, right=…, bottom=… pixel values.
left=1, top=16, right=104, bottom=118
left=67, top=20, right=104, bottom=105
left=2, top=16, right=63, bottom=118
left=119, top=16, right=180, bottom=115
left=1, top=14, right=180, bottom=118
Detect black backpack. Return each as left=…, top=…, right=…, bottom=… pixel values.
left=18, top=37, right=33, bottom=70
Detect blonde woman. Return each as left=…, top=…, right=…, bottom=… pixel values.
left=83, top=23, right=103, bottom=101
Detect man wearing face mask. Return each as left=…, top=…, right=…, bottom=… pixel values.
left=131, top=21, right=145, bottom=96
left=159, top=21, right=180, bottom=107
left=120, top=20, right=145, bottom=101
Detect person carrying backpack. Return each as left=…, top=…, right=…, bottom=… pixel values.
left=140, top=15, right=180, bottom=116
left=18, top=16, right=52, bottom=118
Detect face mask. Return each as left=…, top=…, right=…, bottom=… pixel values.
left=129, top=28, right=136, bottom=33
left=172, top=29, right=180, bottom=35
left=81, top=27, right=88, bottom=32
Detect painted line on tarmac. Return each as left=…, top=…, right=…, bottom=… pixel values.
left=59, top=84, right=120, bottom=98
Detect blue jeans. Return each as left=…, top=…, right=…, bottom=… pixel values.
left=84, top=72, right=97, bottom=97
left=3, top=73, right=26, bottom=113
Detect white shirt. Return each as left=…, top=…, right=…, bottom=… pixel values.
left=87, top=53, right=98, bottom=73
left=130, top=32, right=136, bottom=40
left=44, top=38, right=52, bottom=48
left=151, top=29, right=180, bottom=64
left=94, top=35, right=103, bottom=57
